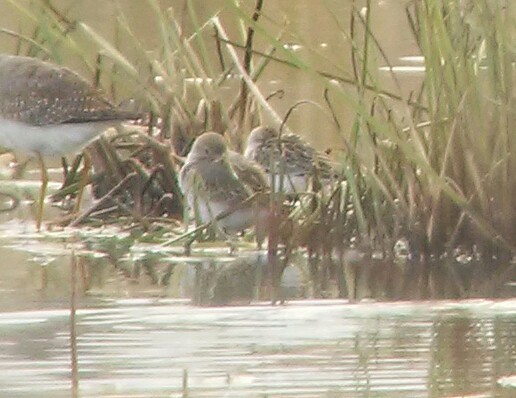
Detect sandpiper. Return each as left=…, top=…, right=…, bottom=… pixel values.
left=179, top=132, right=265, bottom=232
left=0, top=54, right=140, bottom=230
left=244, top=126, right=336, bottom=194
left=228, top=150, right=269, bottom=194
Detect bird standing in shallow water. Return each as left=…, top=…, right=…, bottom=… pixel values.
left=0, top=54, right=140, bottom=230
left=244, top=126, right=336, bottom=194
left=179, top=132, right=267, bottom=233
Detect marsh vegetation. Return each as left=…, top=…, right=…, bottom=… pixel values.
left=0, top=0, right=515, bottom=301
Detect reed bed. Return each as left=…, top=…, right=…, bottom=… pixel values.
left=1, top=0, right=514, bottom=301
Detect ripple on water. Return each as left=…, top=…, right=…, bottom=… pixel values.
left=0, top=299, right=513, bottom=397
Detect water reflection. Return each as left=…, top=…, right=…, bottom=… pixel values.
left=430, top=315, right=516, bottom=398
left=0, top=221, right=514, bottom=398
left=0, top=222, right=514, bottom=312
left=0, top=300, right=514, bottom=397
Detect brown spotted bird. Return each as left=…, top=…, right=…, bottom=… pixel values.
left=244, top=125, right=336, bottom=194
left=179, top=132, right=267, bottom=232
left=0, top=54, right=141, bottom=229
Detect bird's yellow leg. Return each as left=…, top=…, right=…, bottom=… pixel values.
left=36, top=153, right=48, bottom=232
left=73, top=153, right=91, bottom=215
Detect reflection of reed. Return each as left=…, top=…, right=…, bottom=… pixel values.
left=70, top=254, right=79, bottom=398
left=182, top=368, right=188, bottom=398
left=62, top=226, right=513, bottom=303
left=430, top=317, right=498, bottom=396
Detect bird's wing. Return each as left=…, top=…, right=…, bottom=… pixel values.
left=0, top=55, right=139, bottom=125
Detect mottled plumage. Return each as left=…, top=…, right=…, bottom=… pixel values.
left=228, top=150, right=269, bottom=194
left=0, top=54, right=141, bottom=230
left=179, top=132, right=265, bottom=232
left=244, top=126, right=335, bottom=194
left=0, top=54, right=140, bottom=155
left=0, top=54, right=138, bottom=125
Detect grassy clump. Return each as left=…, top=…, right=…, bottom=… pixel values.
left=404, top=0, right=516, bottom=256
left=307, top=0, right=516, bottom=261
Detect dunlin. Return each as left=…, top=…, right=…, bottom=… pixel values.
left=244, top=126, right=335, bottom=194
left=179, top=132, right=266, bottom=232
left=0, top=54, right=140, bottom=229
left=228, top=150, right=269, bottom=194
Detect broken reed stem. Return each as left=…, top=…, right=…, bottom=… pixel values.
left=69, top=172, right=138, bottom=227
left=70, top=254, right=79, bottom=398
left=212, top=16, right=290, bottom=132
left=235, top=0, right=265, bottom=148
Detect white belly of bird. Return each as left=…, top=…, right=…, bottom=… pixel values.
left=190, top=197, right=255, bottom=232
left=269, top=173, right=308, bottom=194
left=0, top=118, right=113, bottom=156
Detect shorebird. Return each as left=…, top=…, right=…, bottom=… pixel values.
left=244, top=126, right=336, bottom=194
left=0, top=54, right=140, bottom=230
left=227, top=150, right=269, bottom=194
left=179, top=132, right=266, bottom=232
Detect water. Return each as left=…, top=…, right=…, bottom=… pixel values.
left=0, top=298, right=514, bottom=398
left=0, top=225, right=513, bottom=397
